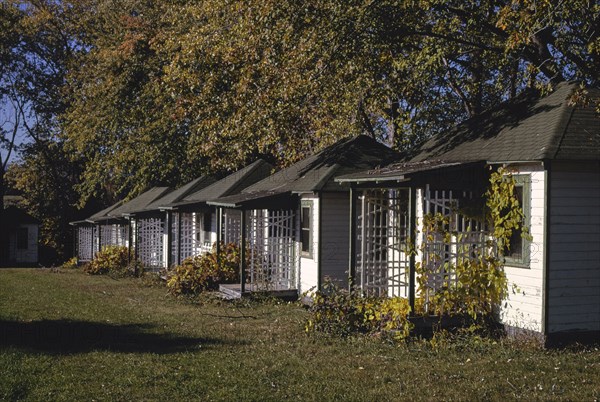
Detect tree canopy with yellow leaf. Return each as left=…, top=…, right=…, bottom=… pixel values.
left=2, top=0, right=598, bottom=259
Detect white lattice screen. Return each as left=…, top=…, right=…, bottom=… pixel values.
left=92, top=226, right=99, bottom=255
left=171, top=212, right=180, bottom=265
left=77, top=226, right=94, bottom=262
left=246, top=209, right=297, bottom=291
left=421, top=186, right=493, bottom=308
left=170, top=212, right=213, bottom=265
left=357, top=189, right=411, bottom=297
left=222, top=209, right=241, bottom=245
left=136, top=218, right=164, bottom=268
left=99, top=224, right=129, bottom=249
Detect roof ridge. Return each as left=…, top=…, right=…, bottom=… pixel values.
left=171, top=176, right=213, bottom=203
left=312, top=163, right=341, bottom=191
left=551, top=99, right=577, bottom=159
left=221, top=159, right=270, bottom=197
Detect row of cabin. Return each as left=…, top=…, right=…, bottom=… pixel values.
left=72, top=82, right=599, bottom=344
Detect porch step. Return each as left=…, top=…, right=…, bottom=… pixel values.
left=213, top=290, right=239, bottom=300
left=218, top=283, right=299, bottom=300
left=218, top=284, right=243, bottom=299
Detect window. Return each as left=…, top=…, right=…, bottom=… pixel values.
left=301, top=201, right=312, bottom=258
left=195, top=212, right=212, bottom=243
left=504, top=175, right=531, bottom=267
left=195, top=213, right=202, bottom=242
left=17, top=227, right=28, bottom=250
left=203, top=212, right=212, bottom=243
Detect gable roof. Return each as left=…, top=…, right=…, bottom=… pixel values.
left=137, top=175, right=216, bottom=212
left=86, top=200, right=124, bottom=223
left=2, top=206, right=40, bottom=228
left=337, top=82, right=599, bottom=184
left=170, top=159, right=274, bottom=208
left=208, top=135, right=400, bottom=207
left=408, top=81, right=599, bottom=163
left=100, top=187, right=172, bottom=218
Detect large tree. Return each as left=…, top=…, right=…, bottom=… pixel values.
left=1, top=0, right=89, bottom=262
left=4, top=0, right=598, bottom=258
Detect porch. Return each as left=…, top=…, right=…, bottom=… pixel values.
left=208, top=192, right=300, bottom=298
left=340, top=161, right=492, bottom=312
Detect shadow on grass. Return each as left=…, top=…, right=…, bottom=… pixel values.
left=0, top=319, right=244, bottom=355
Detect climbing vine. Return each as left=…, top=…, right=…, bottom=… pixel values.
left=416, top=166, right=529, bottom=320
left=485, top=166, right=531, bottom=256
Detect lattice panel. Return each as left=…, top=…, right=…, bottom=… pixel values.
left=176, top=212, right=212, bottom=262
left=222, top=209, right=241, bottom=245
left=421, top=187, right=493, bottom=308
left=136, top=218, right=164, bottom=268
left=92, top=226, right=99, bottom=255
left=99, top=224, right=129, bottom=249
left=77, top=226, right=94, bottom=262
left=246, top=209, right=297, bottom=291
left=171, top=212, right=180, bottom=266
left=357, top=189, right=410, bottom=297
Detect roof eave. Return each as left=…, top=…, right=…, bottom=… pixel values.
left=206, top=200, right=241, bottom=208
left=335, top=176, right=410, bottom=184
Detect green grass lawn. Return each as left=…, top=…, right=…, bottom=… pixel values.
left=0, top=268, right=598, bottom=401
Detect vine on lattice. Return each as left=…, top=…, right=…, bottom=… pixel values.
left=415, top=167, right=529, bottom=320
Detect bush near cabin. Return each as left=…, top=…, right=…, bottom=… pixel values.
left=305, top=280, right=413, bottom=341
left=83, top=246, right=141, bottom=276
left=167, top=243, right=240, bottom=296
left=306, top=168, right=526, bottom=342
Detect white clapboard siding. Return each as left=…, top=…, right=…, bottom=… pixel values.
left=500, top=166, right=546, bottom=333
left=9, top=224, right=39, bottom=264
left=320, top=192, right=350, bottom=289
left=547, top=162, right=600, bottom=333
left=299, top=194, right=319, bottom=294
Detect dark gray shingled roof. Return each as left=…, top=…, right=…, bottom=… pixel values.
left=86, top=200, right=125, bottom=223
left=170, top=159, right=274, bottom=208
left=102, top=187, right=172, bottom=218
left=409, top=81, right=599, bottom=163
left=138, top=175, right=216, bottom=212
left=335, top=160, right=481, bottom=183
left=336, top=82, right=599, bottom=183
left=208, top=135, right=401, bottom=207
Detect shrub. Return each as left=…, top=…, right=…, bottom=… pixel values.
left=305, top=280, right=413, bottom=341
left=61, top=257, right=79, bottom=270
left=166, top=243, right=240, bottom=296
left=83, top=246, right=134, bottom=275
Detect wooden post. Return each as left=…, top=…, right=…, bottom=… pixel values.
left=240, top=209, right=247, bottom=294
left=166, top=211, right=172, bottom=268
left=95, top=224, right=101, bottom=254
left=216, top=207, right=222, bottom=262
left=360, top=193, right=367, bottom=293
left=127, top=219, right=133, bottom=262
left=408, top=187, right=417, bottom=314
left=133, top=218, right=139, bottom=261
left=177, top=212, right=182, bottom=265
left=348, top=187, right=357, bottom=289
